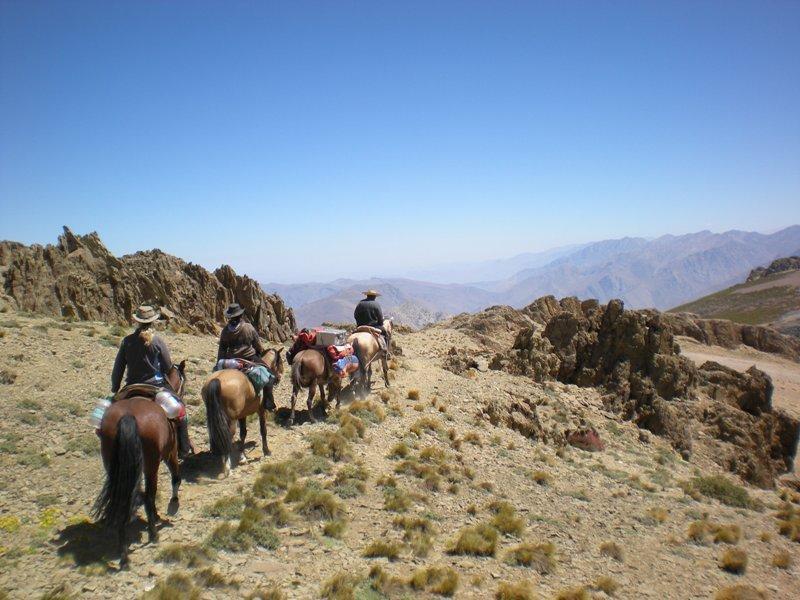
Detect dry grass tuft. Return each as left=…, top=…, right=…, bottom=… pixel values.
left=505, top=542, right=556, bottom=573
left=599, top=541, right=623, bottom=562
left=449, top=523, right=498, bottom=556
left=383, top=486, right=412, bottom=512
left=157, top=543, right=214, bottom=567
left=719, top=548, right=748, bottom=574
left=714, top=584, right=766, bottom=600
left=285, top=481, right=343, bottom=521
left=410, top=416, right=441, bottom=436
left=408, top=388, right=420, bottom=400
left=687, top=519, right=741, bottom=545
left=389, top=441, right=410, bottom=459
left=684, top=475, right=757, bottom=509
left=408, top=565, right=459, bottom=597
left=141, top=573, right=200, bottom=600
left=488, top=501, right=525, bottom=536
left=308, top=430, right=352, bottom=461
left=495, top=581, right=536, bottom=600
left=323, top=518, right=347, bottom=539
left=775, top=502, right=800, bottom=542
left=203, top=495, right=244, bottom=519
left=331, top=463, right=368, bottom=498
left=346, top=399, right=386, bottom=424
left=393, top=515, right=435, bottom=557
left=363, top=539, right=402, bottom=560
left=337, top=413, right=366, bottom=440
left=246, top=586, right=286, bottom=600
left=594, top=576, right=619, bottom=595
left=320, top=572, right=359, bottom=600
left=530, top=470, right=551, bottom=486
left=463, top=431, right=483, bottom=446
left=771, top=550, right=791, bottom=569
left=645, top=506, right=668, bottom=525
left=554, top=586, right=589, bottom=600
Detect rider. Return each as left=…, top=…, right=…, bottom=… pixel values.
left=354, top=289, right=391, bottom=353
left=217, top=303, right=276, bottom=409
left=111, top=304, right=195, bottom=457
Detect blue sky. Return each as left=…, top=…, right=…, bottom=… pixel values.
left=1, top=1, right=798, bottom=283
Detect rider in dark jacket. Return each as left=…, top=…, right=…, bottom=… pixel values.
left=217, top=303, right=276, bottom=410
left=354, top=290, right=390, bottom=352
left=111, top=305, right=194, bottom=457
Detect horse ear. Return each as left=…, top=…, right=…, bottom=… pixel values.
left=179, top=359, right=186, bottom=372
left=276, top=347, right=284, bottom=355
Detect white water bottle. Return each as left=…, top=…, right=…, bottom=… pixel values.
left=89, top=398, right=112, bottom=429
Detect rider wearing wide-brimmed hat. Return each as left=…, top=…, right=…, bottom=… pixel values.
left=354, top=289, right=391, bottom=351
left=111, top=305, right=195, bottom=457
left=217, top=302, right=275, bottom=408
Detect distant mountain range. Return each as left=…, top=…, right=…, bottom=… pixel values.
left=264, top=226, right=800, bottom=329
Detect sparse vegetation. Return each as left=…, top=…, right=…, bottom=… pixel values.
left=554, top=587, right=589, bottom=600
left=409, top=565, right=459, bottom=597
left=714, top=584, right=766, bottom=600
left=684, top=475, right=757, bottom=509
left=407, top=388, right=420, bottom=400
left=203, top=495, right=244, bottom=519
left=388, top=441, right=410, bottom=459
left=594, top=576, right=619, bottom=595
left=363, top=539, right=401, bottom=560
left=495, top=581, right=534, bottom=600
left=772, top=550, right=792, bottom=569
left=0, top=369, right=18, bottom=385
left=332, top=463, right=368, bottom=498
left=157, top=543, right=214, bottom=567
left=142, top=573, right=200, bottom=600
left=323, top=518, right=347, bottom=539
left=599, top=541, right=623, bottom=562
left=308, top=430, right=352, bottom=461
left=449, top=523, right=498, bottom=556
left=410, top=416, right=441, bottom=436
left=488, top=501, right=525, bottom=536
left=719, top=548, right=748, bottom=574
left=285, top=480, right=343, bottom=520
left=320, top=572, right=359, bottom=600
left=505, top=541, right=556, bottom=573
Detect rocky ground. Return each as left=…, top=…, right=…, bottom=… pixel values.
left=0, top=312, right=798, bottom=599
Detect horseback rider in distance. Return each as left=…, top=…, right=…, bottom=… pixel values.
left=354, top=289, right=391, bottom=354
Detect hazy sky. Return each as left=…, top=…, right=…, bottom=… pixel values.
left=1, top=1, right=798, bottom=283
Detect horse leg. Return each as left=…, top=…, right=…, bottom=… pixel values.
left=319, top=383, right=326, bottom=406
left=144, top=469, right=159, bottom=544
left=289, top=383, right=299, bottom=427
left=381, top=354, right=390, bottom=388
left=258, top=406, right=270, bottom=456
left=307, top=384, right=317, bottom=423
left=238, top=418, right=248, bottom=464
left=166, top=449, right=180, bottom=515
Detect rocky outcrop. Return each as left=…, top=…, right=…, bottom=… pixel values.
left=663, top=312, right=800, bottom=361
left=442, top=305, right=535, bottom=351
left=488, top=297, right=799, bottom=486
left=0, top=227, right=296, bottom=341
left=746, top=256, right=800, bottom=282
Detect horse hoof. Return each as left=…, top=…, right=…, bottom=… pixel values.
left=263, top=447, right=271, bottom=456
left=119, top=560, right=129, bottom=571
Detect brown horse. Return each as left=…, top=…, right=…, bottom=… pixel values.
left=348, top=319, right=392, bottom=395
left=289, top=348, right=342, bottom=426
left=202, top=349, right=284, bottom=477
left=93, top=362, right=186, bottom=569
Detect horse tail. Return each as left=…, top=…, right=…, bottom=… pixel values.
left=204, top=378, right=231, bottom=456
left=93, top=414, right=143, bottom=530
left=291, top=356, right=304, bottom=391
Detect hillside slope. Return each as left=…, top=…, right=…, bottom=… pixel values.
left=1, top=312, right=799, bottom=599
left=671, top=256, right=800, bottom=338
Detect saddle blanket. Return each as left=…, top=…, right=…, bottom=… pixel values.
left=332, top=354, right=359, bottom=377
left=213, top=359, right=275, bottom=394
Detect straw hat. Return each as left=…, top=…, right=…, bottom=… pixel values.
left=362, top=290, right=381, bottom=297
left=132, top=305, right=161, bottom=324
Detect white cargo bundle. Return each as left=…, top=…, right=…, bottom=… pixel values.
left=315, top=327, right=347, bottom=347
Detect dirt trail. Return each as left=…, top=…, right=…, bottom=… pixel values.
left=0, top=315, right=798, bottom=599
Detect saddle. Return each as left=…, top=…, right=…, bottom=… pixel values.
left=354, top=325, right=387, bottom=352
left=113, top=384, right=161, bottom=402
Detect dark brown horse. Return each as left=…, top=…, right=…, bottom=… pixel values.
left=202, top=349, right=283, bottom=476
left=289, top=348, right=342, bottom=426
left=93, top=362, right=186, bottom=569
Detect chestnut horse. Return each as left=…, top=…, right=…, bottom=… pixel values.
left=348, top=319, right=392, bottom=395
left=93, top=362, right=186, bottom=569
left=202, top=349, right=283, bottom=476
left=288, top=348, right=342, bottom=426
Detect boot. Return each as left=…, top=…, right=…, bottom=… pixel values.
left=263, top=386, right=277, bottom=412
left=177, top=416, right=195, bottom=458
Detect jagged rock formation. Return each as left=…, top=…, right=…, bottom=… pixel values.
left=663, top=312, right=800, bottom=360
left=481, top=297, right=799, bottom=487
left=0, top=227, right=296, bottom=341
left=746, top=256, right=800, bottom=282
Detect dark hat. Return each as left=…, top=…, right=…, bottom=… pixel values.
left=132, top=305, right=161, bottom=324
left=225, top=303, right=245, bottom=319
